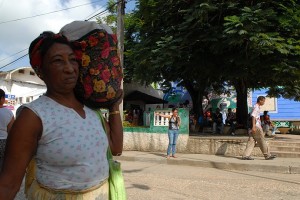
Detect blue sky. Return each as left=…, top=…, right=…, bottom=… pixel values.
left=0, top=0, right=136, bottom=72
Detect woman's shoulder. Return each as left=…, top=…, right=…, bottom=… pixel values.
left=25, top=96, right=53, bottom=107
left=0, top=106, right=13, bottom=116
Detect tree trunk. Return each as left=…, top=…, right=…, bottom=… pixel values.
left=183, top=81, right=205, bottom=118
left=234, top=79, right=249, bottom=128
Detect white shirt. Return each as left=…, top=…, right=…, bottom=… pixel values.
left=0, top=107, right=14, bottom=139
left=251, top=103, right=262, bottom=128
left=25, top=96, right=109, bottom=190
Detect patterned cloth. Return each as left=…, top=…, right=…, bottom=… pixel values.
left=24, top=96, right=109, bottom=190
left=60, top=21, right=123, bottom=108
left=73, top=29, right=123, bottom=108
left=29, top=33, right=68, bottom=79
left=26, top=178, right=109, bottom=200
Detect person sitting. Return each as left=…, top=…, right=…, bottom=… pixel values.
left=204, top=108, right=212, bottom=127
left=198, top=113, right=204, bottom=133
left=225, top=108, right=236, bottom=136
left=261, top=110, right=277, bottom=137
left=212, top=108, right=223, bottom=134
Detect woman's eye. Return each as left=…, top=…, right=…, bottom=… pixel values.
left=52, top=59, right=64, bottom=64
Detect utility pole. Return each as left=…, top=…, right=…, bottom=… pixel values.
left=117, top=0, right=125, bottom=120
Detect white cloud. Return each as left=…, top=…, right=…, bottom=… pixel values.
left=0, top=0, right=106, bottom=71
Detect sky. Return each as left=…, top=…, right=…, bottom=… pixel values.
left=0, top=0, right=135, bottom=72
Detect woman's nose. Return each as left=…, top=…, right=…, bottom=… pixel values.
left=63, top=61, right=76, bottom=73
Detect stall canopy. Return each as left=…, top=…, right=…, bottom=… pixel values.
left=124, top=83, right=167, bottom=104
left=125, top=90, right=168, bottom=104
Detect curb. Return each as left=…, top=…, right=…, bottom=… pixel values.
left=116, top=156, right=300, bottom=174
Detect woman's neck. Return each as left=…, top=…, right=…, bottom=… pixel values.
left=45, top=92, right=82, bottom=109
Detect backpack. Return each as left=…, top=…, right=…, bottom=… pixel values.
left=60, top=21, right=123, bottom=108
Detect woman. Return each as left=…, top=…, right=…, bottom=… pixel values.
left=0, top=89, right=14, bottom=169
left=156, top=108, right=181, bottom=159
left=0, top=31, right=123, bottom=199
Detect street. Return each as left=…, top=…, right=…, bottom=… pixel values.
left=16, top=160, right=300, bottom=200
left=123, top=160, right=300, bottom=200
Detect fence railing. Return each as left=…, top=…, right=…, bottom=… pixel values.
left=154, top=110, right=172, bottom=126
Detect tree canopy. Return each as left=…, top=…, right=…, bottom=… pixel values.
left=107, top=0, right=300, bottom=126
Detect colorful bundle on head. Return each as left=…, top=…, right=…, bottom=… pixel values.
left=60, top=21, right=123, bottom=108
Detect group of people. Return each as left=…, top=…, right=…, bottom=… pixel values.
left=191, top=105, right=276, bottom=138
left=0, top=29, right=124, bottom=199
left=124, top=108, right=144, bottom=126
left=0, top=26, right=280, bottom=200
left=161, top=96, right=276, bottom=162
left=190, top=107, right=237, bottom=135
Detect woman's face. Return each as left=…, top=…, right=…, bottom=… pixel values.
left=173, top=109, right=178, bottom=116
left=41, top=43, right=79, bottom=94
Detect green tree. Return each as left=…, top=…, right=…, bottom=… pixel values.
left=221, top=1, right=300, bottom=125
left=125, top=0, right=300, bottom=127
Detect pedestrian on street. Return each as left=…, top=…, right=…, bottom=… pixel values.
left=156, top=108, right=181, bottom=159
left=242, top=96, right=277, bottom=160
left=0, top=89, right=15, bottom=169
left=0, top=31, right=124, bottom=200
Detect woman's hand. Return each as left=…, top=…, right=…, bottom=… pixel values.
left=109, top=89, right=123, bottom=111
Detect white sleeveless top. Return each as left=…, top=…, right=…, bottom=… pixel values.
left=25, top=96, right=109, bottom=190
left=0, top=107, right=14, bottom=139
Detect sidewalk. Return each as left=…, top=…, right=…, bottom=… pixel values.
left=116, top=150, right=300, bottom=174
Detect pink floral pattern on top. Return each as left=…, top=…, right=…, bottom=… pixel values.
left=24, top=96, right=109, bottom=190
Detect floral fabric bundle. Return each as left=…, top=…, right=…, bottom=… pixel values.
left=60, top=21, right=123, bottom=108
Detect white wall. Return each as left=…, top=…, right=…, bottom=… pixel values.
left=0, top=67, right=46, bottom=116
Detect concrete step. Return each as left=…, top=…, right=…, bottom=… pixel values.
left=269, top=141, right=300, bottom=147
left=270, top=151, right=300, bottom=158
left=271, top=146, right=300, bottom=152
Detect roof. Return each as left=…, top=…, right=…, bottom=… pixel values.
left=124, top=83, right=167, bottom=104
left=125, top=90, right=168, bottom=104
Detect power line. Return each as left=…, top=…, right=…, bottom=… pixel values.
left=0, top=48, right=28, bottom=63
left=0, top=54, right=28, bottom=71
left=86, top=0, right=120, bottom=21
left=0, top=0, right=103, bottom=25
left=85, top=6, right=105, bottom=20
left=1, top=0, right=126, bottom=70
left=86, top=9, right=110, bottom=21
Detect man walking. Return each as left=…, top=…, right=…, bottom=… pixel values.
left=242, top=96, right=277, bottom=160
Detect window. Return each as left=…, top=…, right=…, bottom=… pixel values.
left=30, top=71, right=35, bottom=76
left=18, top=69, right=24, bottom=74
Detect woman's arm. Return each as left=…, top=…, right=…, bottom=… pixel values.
left=105, top=90, right=124, bottom=156
left=6, top=116, right=14, bottom=134
left=0, top=108, right=41, bottom=200
left=156, top=113, right=171, bottom=119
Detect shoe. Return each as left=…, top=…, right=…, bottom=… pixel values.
left=242, top=156, right=254, bottom=160
left=172, top=155, right=177, bottom=158
left=265, top=155, right=277, bottom=160
left=166, top=155, right=170, bottom=159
